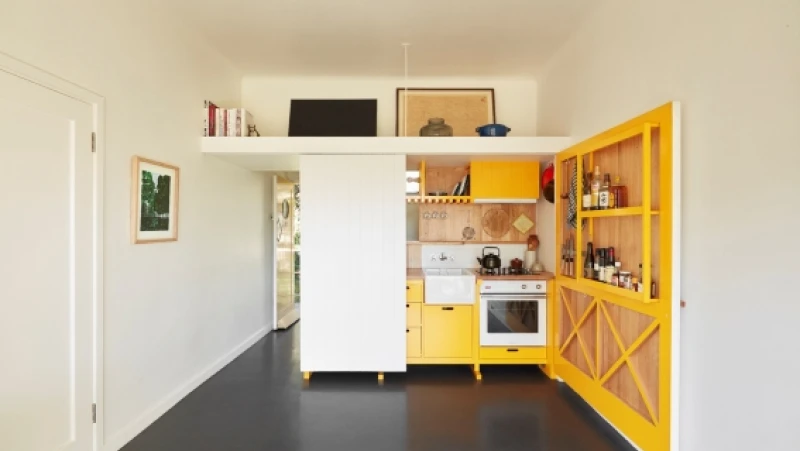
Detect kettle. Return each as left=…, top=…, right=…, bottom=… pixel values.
left=477, top=246, right=502, bottom=270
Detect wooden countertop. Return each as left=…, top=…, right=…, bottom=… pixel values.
left=406, top=268, right=554, bottom=281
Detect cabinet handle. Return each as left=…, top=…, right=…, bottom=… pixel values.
left=406, top=286, right=410, bottom=290
left=406, top=304, right=410, bottom=308
left=406, top=329, right=410, bottom=333
left=507, top=348, right=519, bottom=353
left=442, top=307, right=454, bottom=311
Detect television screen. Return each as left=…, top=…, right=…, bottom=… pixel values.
left=289, top=99, right=378, bottom=137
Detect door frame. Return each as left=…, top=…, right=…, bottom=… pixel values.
left=0, top=52, right=106, bottom=450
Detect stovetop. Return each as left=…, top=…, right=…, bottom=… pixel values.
left=477, top=267, right=536, bottom=276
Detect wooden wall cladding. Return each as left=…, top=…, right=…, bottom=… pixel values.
left=418, top=203, right=536, bottom=243
left=558, top=285, right=660, bottom=426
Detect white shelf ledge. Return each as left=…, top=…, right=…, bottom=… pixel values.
left=201, top=136, right=573, bottom=171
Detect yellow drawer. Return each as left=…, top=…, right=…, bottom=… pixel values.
left=479, top=346, right=546, bottom=360
left=406, top=327, right=422, bottom=358
left=406, top=280, right=423, bottom=303
left=406, top=303, right=422, bottom=327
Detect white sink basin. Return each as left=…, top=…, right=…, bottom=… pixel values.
left=423, top=269, right=476, bottom=304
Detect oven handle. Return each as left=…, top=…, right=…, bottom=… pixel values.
left=480, top=295, right=546, bottom=301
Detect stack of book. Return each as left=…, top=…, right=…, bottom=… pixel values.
left=204, top=101, right=255, bottom=137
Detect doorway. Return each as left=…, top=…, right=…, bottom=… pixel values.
left=0, top=61, right=101, bottom=451
left=274, top=175, right=300, bottom=329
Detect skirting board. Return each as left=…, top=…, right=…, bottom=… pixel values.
left=103, top=326, right=270, bottom=451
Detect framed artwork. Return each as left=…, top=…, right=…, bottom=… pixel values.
left=131, top=156, right=180, bottom=243
left=396, top=88, right=496, bottom=136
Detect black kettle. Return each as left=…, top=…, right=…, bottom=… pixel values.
left=477, top=246, right=501, bottom=270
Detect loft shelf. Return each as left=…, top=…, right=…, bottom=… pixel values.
left=579, top=207, right=661, bottom=218
left=201, top=136, right=572, bottom=171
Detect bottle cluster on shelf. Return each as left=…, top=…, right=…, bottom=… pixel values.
left=581, top=241, right=657, bottom=298
left=582, top=166, right=628, bottom=210
left=204, top=100, right=257, bottom=137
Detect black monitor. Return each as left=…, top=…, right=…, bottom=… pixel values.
left=288, top=99, right=378, bottom=137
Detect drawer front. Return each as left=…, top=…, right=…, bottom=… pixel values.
left=479, top=346, right=546, bottom=360
left=406, top=280, right=423, bottom=303
left=422, top=305, right=472, bottom=358
left=406, top=328, right=422, bottom=358
left=406, top=303, right=422, bottom=327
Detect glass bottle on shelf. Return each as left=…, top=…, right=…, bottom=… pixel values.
left=612, top=175, right=628, bottom=208
left=584, top=242, right=595, bottom=279
left=590, top=166, right=601, bottom=210
left=582, top=171, right=592, bottom=211
left=596, top=248, right=605, bottom=282
left=599, top=174, right=611, bottom=210
left=605, top=247, right=616, bottom=284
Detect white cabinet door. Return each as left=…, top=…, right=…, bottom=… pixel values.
left=300, top=155, right=406, bottom=372
left=0, top=69, right=94, bottom=451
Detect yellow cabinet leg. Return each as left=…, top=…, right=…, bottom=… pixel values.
left=472, top=364, right=482, bottom=381
left=303, top=371, right=312, bottom=381
left=377, top=372, right=385, bottom=384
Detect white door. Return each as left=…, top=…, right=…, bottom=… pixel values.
left=300, top=155, right=406, bottom=372
left=0, top=69, right=95, bottom=450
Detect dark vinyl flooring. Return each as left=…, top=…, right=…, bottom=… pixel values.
left=122, top=324, right=633, bottom=451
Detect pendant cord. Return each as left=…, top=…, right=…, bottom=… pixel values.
left=402, top=43, right=410, bottom=137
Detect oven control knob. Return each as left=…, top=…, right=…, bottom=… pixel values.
left=536, top=284, right=542, bottom=290
left=521, top=284, right=527, bottom=289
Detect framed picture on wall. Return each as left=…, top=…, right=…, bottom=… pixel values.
left=131, top=156, right=180, bottom=244
left=396, top=88, right=496, bottom=136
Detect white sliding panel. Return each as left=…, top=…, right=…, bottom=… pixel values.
left=300, top=155, right=406, bottom=372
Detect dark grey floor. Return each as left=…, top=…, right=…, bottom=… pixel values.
left=122, top=324, right=632, bottom=451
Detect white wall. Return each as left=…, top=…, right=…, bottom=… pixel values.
left=0, top=1, right=272, bottom=450
left=241, top=77, right=538, bottom=137
left=536, top=1, right=800, bottom=450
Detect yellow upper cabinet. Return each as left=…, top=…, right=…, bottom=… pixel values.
left=471, top=161, right=540, bottom=202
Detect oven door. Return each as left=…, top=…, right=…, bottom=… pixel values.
left=480, top=294, right=547, bottom=346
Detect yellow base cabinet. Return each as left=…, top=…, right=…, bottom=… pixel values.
left=406, top=327, right=422, bottom=358
left=422, top=305, right=472, bottom=358
left=406, top=280, right=423, bottom=303
left=479, top=346, right=547, bottom=363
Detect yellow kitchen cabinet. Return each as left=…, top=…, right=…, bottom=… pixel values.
left=406, top=280, right=423, bottom=303
left=422, top=306, right=472, bottom=358
left=406, top=327, right=422, bottom=358
left=406, top=302, right=422, bottom=327
left=479, top=346, right=546, bottom=361
left=471, top=161, right=540, bottom=201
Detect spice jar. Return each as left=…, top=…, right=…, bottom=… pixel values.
left=619, top=271, right=632, bottom=289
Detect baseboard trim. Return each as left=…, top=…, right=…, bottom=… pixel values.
left=103, top=326, right=270, bottom=451
left=557, top=381, right=641, bottom=451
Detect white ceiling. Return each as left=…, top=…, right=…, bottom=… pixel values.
left=166, top=0, right=603, bottom=77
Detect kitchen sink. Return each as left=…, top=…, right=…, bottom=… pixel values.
left=423, top=269, right=476, bottom=304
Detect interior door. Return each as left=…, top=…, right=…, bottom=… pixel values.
left=551, top=102, right=679, bottom=451
left=300, top=155, right=406, bottom=372
left=274, top=176, right=298, bottom=329
left=0, top=69, right=95, bottom=450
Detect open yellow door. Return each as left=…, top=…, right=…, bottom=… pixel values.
left=550, top=103, right=680, bottom=451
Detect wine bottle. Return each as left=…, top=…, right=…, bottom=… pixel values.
left=584, top=242, right=594, bottom=279
left=596, top=248, right=605, bottom=281
left=605, top=247, right=616, bottom=283
left=582, top=172, right=592, bottom=211
left=599, top=173, right=611, bottom=210
left=590, top=166, right=601, bottom=210
left=613, top=175, right=628, bottom=208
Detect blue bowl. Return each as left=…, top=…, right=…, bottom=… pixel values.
left=476, top=124, right=511, bottom=137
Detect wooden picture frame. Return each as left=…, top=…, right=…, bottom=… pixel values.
left=131, top=156, right=180, bottom=244
left=396, top=88, right=496, bottom=137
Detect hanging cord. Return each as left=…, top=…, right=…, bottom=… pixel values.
left=402, top=43, right=410, bottom=137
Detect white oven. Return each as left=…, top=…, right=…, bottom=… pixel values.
left=480, top=281, right=547, bottom=346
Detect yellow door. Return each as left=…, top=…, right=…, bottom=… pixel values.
left=406, top=328, right=422, bottom=358
left=470, top=162, right=491, bottom=198
left=422, top=306, right=472, bottom=358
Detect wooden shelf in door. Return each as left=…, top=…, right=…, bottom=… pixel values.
left=580, top=207, right=660, bottom=218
